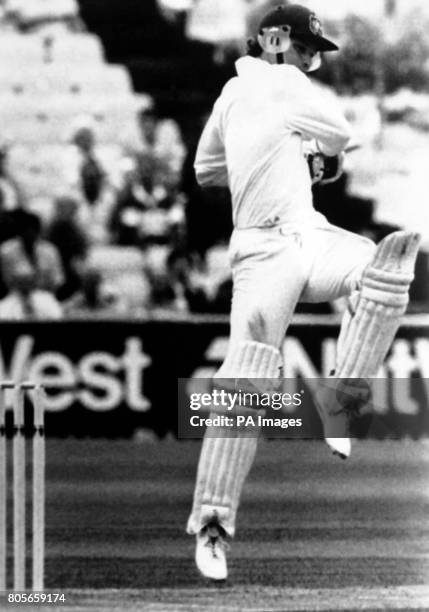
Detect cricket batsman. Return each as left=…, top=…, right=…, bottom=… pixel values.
left=186, top=4, right=420, bottom=581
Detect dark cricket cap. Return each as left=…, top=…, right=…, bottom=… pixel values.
left=259, top=4, right=338, bottom=52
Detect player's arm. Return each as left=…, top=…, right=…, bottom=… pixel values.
left=194, top=100, right=229, bottom=188
left=284, top=67, right=352, bottom=156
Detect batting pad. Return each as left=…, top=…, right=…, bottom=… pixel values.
left=215, top=340, right=282, bottom=380
left=187, top=341, right=281, bottom=537
left=336, top=231, right=420, bottom=377
left=316, top=232, right=420, bottom=459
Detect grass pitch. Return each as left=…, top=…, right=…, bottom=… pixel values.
left=2, top=438, right=428, bottom=610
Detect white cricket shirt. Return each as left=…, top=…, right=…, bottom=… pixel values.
left=194, top=56, right=352, bottom=229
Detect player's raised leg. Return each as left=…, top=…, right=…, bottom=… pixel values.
left=317, top=231, right=421, bottom=458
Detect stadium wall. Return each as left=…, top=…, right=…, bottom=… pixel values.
left=0, top=315, right=428, bottom=438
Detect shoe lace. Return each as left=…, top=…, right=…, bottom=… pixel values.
left=203, top=523, right=230, bottom=558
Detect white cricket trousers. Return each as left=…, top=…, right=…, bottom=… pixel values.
left=228, top=222, right=376, bottom=349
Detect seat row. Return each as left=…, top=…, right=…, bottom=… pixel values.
left=0, top=63, right=133, bottom=96
left=0, top=95, right=142, bottom=144
left=0, top=33, right=104, bottom=64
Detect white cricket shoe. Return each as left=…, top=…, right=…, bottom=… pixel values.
left=195, top=521, right=229, bottom=581
left=326, top=437, right=351, bottom=460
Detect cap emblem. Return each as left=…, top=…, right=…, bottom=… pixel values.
left=309, top=13, right=323, bottom=36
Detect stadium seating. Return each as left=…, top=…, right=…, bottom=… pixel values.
left=45, top=34, right=105, bottom=64
left=0, top=12, right=150, bottom=211
left=0, top=64, right=132, bottom=97
left=87, top=245, right=145, bottom=274
left=7, top=144, right=65, bottom=199
left=0, top=33, right=104, bottom=65
left=6, top=0, right=79, bottom=22
left=0, top=6, right=157, bottom=248
left=0, top=95, right=141, bottom=145
left=7, top=142, right=126, bottom=202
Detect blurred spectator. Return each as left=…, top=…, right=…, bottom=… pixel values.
left=147, top=248, right=232, bottom=313
left=0, top=140, right=23, bottom=213
left=63, top=118, right=118, bottom=243
left=45, top=195, right=89, bottom=299
left=0, top=265, right=62, bottom=320
left=109, top=153, right=185, bottom=248
left=134, top=102, right=186, bottom=189
left=145, top=246, right=189, bottom=310
left=0, top=209, right=64, bottom=295
left=63, top=266, right=127, bottom=317
left=63, top=120, right=102, bottom=199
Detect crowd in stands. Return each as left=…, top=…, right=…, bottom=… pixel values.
left=0, top=101, right=237, bottom=319
left=0, top=0, right=237, bottom=320
left=1, top=94, right=427, bottom=319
